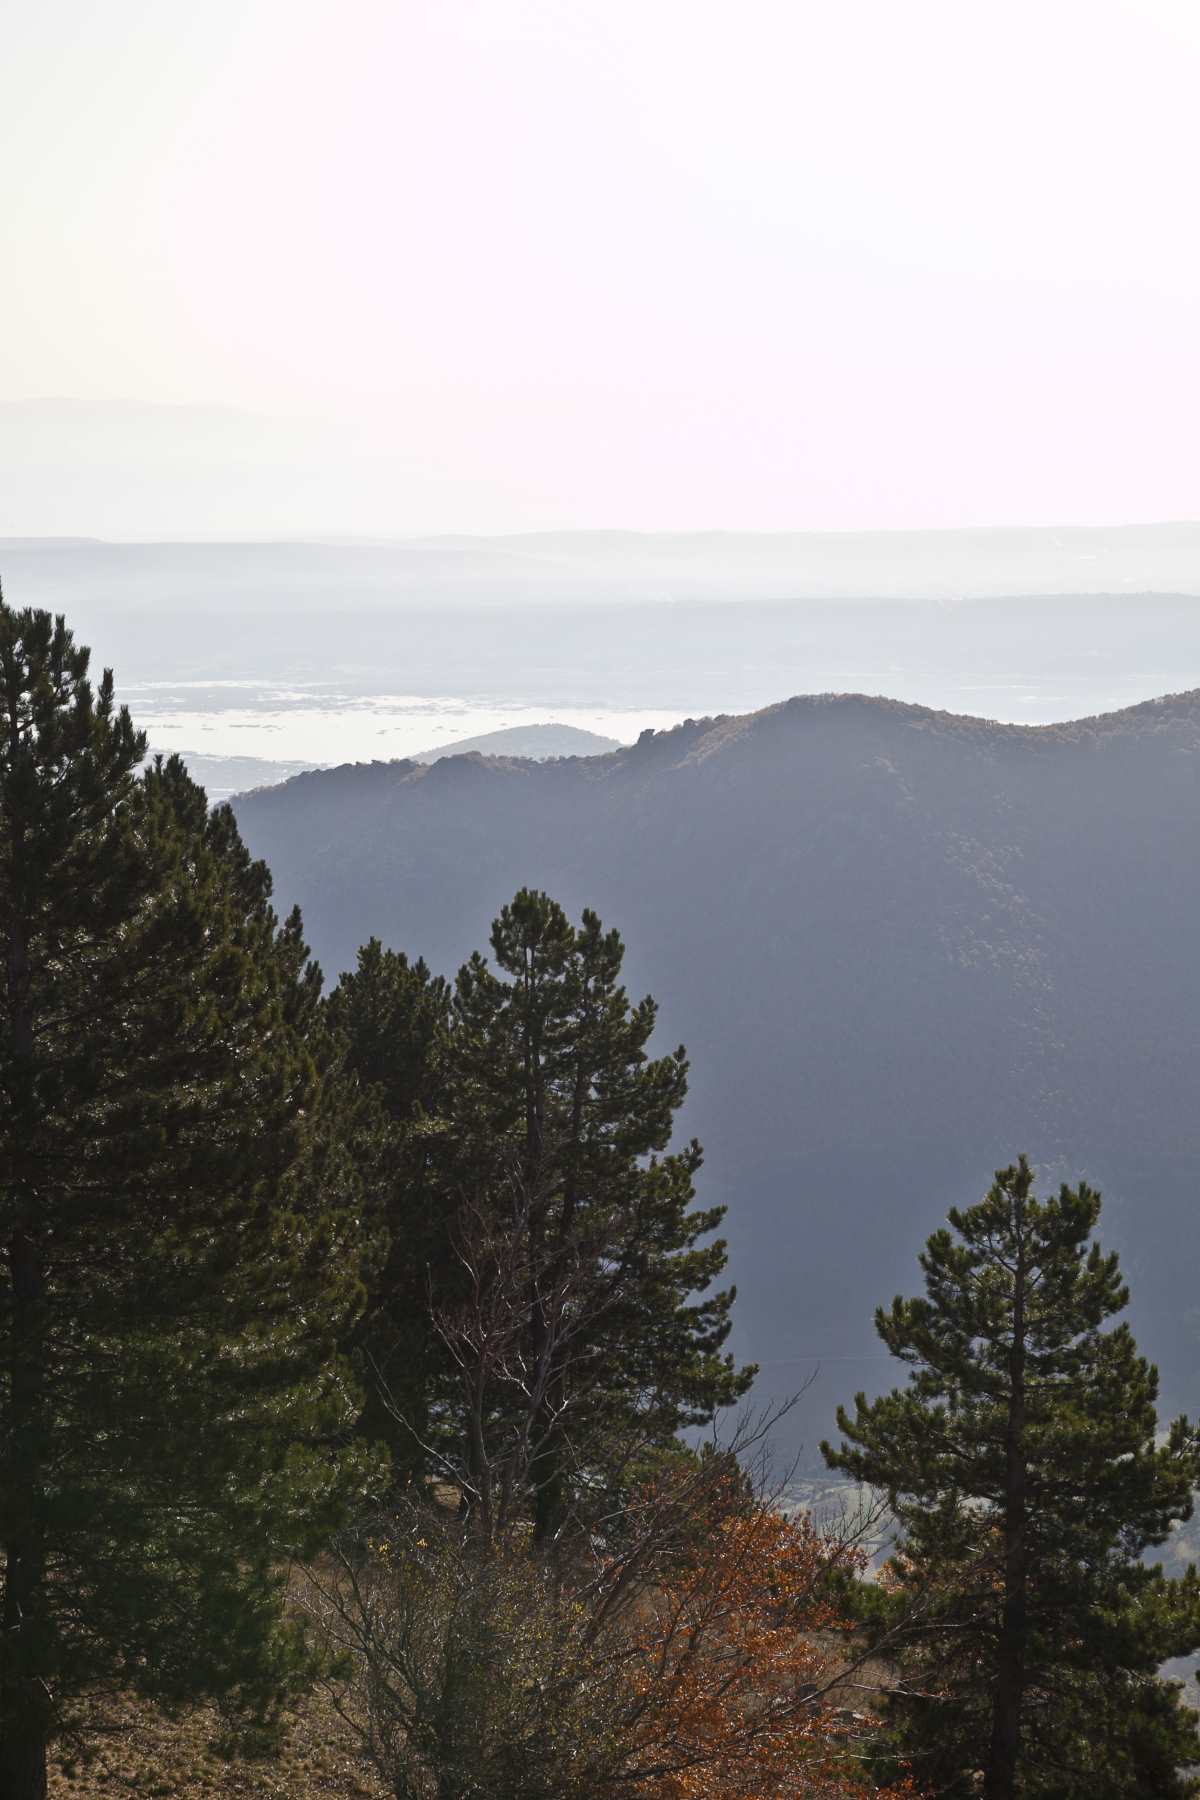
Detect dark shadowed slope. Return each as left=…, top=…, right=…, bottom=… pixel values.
left=234, top=693, right=1200, bottom=1456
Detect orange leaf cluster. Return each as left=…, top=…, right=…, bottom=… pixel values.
left=617, top=1500, right=917, bottom=1800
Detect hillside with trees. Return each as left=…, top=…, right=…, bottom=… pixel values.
left=233, top=691, right=1200, bottom=1450
left=5, top=595, right=1200, bottom=1797
left=0, top=596, right=916, bottom=1798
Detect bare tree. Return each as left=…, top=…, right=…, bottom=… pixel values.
left=303, top=1194, right=914, bottom=1800
left=299, top=1415, right=919, bottom=1800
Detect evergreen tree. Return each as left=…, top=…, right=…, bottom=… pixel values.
left=325, top=938, right=451, bottom=1473
left=824, top=1155, right=1200, bottom=1800
left=438, top=889, right=754, bottom=1544
left=332, top=893, right=753, bottom=1539
left=0, top=600, right=369, bottom=1798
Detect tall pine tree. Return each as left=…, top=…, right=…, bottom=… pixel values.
left=338, top=890, right=754, bottom=1543
left=325, top=938, right=451, bottom=1474
left=0, top=599, right=369, bottom=1798
left=824, top=1156, right=1200, bottom=1800
left=453, top=891, right=755, bottom=1541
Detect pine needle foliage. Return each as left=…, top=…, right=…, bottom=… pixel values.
left=331, top=890, right=755, bottom=1543
left=449, top=892, right=756, bottom=1543
left=0, top=600, right=371, bottom=1798
left=824, top=1155, right=1200, bottom=1800
left=324, top=939, right=452, bottom=1475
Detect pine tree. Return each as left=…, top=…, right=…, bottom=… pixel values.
left=0, top=600, right=369, bottom=1798
left=325, top=938, right=451, bottom=1473
left=332, top=892, right=753, bottom=1540
left=436, top=889, right=754, bottom=1544
left=824, top=1156, right=1200, bottom=1800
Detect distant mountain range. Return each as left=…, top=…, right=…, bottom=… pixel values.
left=160, top=724, right=622, bottom=802
left=151, top=751, right=325, bottom=804
left=7, top=521, right=1200, bottom=613
left=6, top=533, right=1200, bottom=735
left=411, top=723, right=620, bottom=762
left=235, top=691, right=1200, bottom=1455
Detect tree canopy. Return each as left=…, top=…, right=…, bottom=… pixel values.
left=0, top=599, right=370, bottom=1799
left=331, top=889, right=754, bottom=1544
left=824, top=1155, right=1200, bottom=1799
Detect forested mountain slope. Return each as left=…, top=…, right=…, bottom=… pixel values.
left=234, top=692, right=1200, bottom=1452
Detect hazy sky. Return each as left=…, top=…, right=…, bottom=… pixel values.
left=4, top=0, right=1200, bottom=534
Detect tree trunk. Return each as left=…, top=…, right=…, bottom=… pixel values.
left=0, top=1231, right=49, bottom=1800
left=0, top=1721, right=49, bottom=1800
left=520, top=953, right=561, bottom=1551
left=984, top=1194, right=1029, bottom=1800
left=1, top=904, right=51, bottom=1800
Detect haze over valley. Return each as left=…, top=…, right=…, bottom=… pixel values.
left=6, top=528, right=1200, bottom=797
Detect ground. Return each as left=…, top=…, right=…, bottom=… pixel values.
left=47, top=1688, right=387, bottom=1799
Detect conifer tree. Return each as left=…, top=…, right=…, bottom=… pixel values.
left=325, top=938, right=450, bottom=1472
left=0, top=600, right=368, bottom=1798
left=824, top=1156, right=1200, bottom=1800
left=331, top=893, right=753, bottom=1536
left=438, top=889, right=754, bottom=1544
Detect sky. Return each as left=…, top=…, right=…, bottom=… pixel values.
left=3, top=0, right=1200, bottom=535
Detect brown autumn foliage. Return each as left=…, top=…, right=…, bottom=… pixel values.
left=297, top=1140, right=916, bottom=1800
left=621, top=1494, right=916, bottom=1799
left=302, top=1463, right=917, bottom=1800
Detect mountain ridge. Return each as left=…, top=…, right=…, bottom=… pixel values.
left=234, top=685, right=1200, bottom=1454
left=244, top=684, right=1200, bottom=795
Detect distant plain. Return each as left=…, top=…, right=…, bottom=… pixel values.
left=4, top=532, right=1200, bottom=788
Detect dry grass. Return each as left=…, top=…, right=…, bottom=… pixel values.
left=39, top=1638, right=893, bottom=1797
left=46, top=1686, right=388, bottom=1800
left=40, top=1542, right=894, bottom=1800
